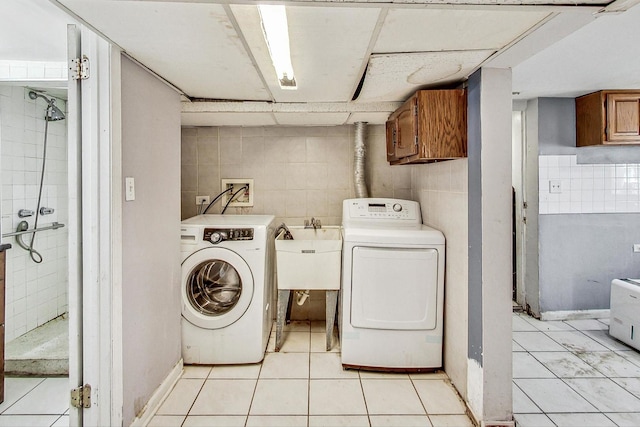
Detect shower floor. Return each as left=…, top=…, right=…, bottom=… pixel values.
left=5, top=315, right=68, bottom=376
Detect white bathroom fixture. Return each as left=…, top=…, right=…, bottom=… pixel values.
left=180, top=214, right=275, bottom=364
left=275, top=225, right=342, bottom=351
left=341, top=198, right=445, bottom=370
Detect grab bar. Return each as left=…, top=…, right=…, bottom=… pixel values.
left=2, top=222, right=65, bottom=238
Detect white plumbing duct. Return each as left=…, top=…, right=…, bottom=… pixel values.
left=354, top=122, right=368, bottom=198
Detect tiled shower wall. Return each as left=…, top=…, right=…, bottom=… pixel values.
left=181, top=124, right=411, bottom=319
left=0, top=86, right=68, bottom=342
left=539, top=155, right=640, bottom=214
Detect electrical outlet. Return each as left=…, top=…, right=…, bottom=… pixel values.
left=634, top=244, right=640, bottom=253
left=549, top=180, right=562, bottom=194
left=195, top=196, right=210, bottom=206
left=221, top=179, right=254, bottom=207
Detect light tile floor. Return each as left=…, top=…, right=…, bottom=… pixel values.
left=513, top=312, right=640, bottom=427
left=150, top=321, right=473, bottom=427
left=0, top=377, right=69, bottom=426
left=7, top=315, right=636, bottom=426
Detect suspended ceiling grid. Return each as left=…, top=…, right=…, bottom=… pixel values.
left=56, top=0, right=612, bottom=125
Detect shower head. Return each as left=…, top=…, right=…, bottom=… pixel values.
left=28, top=91, right=66, bottom=121
left=46, top=104, right=66, bottom=121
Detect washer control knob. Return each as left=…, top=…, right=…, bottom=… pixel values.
left=210, top=232, right=223, bottom=244
left=392, top=203, right=403, bottom=212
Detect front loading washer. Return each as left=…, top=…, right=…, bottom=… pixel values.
left=341, top=198, right=445, bottom=371
left=180, top=214, right=275, bottom=364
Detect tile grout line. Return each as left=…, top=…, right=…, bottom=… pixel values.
left=246, top=347, right=267, bottom=426
left=0, top=377, right=48, bottom=416
left=180, top=367, right=211, bottom=427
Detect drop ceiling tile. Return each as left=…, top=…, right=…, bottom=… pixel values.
left=59, top=1, right=270, bottom=100
left=233, top=5, right=380, bottom=103
left=374, top=9, right=550, bottom=53
left=181, top=112, right=276, bottom=127
left=356, top=50, right=494, bottom=103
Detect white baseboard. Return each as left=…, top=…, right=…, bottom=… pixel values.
left=130, top=358, right=183, bottom=427
left=541, top=309, right=610, bottom=321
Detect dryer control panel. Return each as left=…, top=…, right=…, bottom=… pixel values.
left=344, top=198, right=420, bottom=223
left=204, top=227, right=254, bottom=244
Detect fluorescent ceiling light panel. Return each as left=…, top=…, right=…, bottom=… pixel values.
left=258, top=4, right=296, bottom=89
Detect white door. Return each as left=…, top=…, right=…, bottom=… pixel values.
left=67, top=24, right=121, bottom=426
left=67, top=23, right=83, bottom=427
left=350, top=246, right=439, bottom=330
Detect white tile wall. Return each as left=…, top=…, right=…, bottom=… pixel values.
left=539, top=155, right=640, bottom=214
left=0, top=86, right=68, bottom=342
left=411, top=159, right=469, bottom=397
left=0, top=61, right=67, bottom=81
left=180, top=124, right=407, bottom=225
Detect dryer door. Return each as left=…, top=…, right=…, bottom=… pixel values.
left=350, top=246, right=439, bottom=330
left=182, top=247, right=254, bottom=329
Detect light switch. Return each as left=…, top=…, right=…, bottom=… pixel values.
left=125, top=177, right=135, bottom=201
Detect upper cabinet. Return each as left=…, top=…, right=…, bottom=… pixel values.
left=386, top=89, right=467, bottom=164
left=576, top=90, right=640, bottom=147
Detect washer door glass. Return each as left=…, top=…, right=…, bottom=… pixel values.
left=182, top=247, right=254, bottom=330
left=187, top=260, right=242, bottom=316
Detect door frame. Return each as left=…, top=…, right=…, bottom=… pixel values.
left=512, top=109, right=527, bottom=307
left=67, top=24, right=123, bottom=426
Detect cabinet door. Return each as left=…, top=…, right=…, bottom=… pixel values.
left=417, top=89, right=467, bottom=159
left=385, top=119, right=398, bottom=162
left=395, top=97, right=418, bottom=159
left=607, top=93, right=640, bottom=143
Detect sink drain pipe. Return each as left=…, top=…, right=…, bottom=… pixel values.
left=354, top=122, right=369, bottom=198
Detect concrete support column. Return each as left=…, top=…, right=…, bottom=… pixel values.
left=466, top=67, right=514, bottom=426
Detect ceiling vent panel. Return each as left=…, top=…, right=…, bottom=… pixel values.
left=374, top=9, right=551, bottom=53
left=59, top=1, right=271, bottom=101
left=356, top=50, right=494, bottom=103
left=232, top=5, right=380, bottom=103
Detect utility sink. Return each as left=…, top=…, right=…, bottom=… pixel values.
left=275, top=225, right=342, bottom=352
left=275, top=226, right=342, bottom=290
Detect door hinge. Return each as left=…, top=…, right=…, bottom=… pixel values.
left=70, top=384, right=91, bottom=409
left=523, top=216, right=527, bottom=224
left=523, top=201, right=528, bottom=209
left=414, top=135, right=419, bottom=146
left=413, top=105, right=418, bottom=116
left=70, top=55, right=90, bottom=81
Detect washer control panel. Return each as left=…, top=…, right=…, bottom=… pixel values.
left=204, top=227, right=254, bottom=244
left=346, top=198, right=419, bottom=221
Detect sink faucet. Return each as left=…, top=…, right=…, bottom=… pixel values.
left=304, top=217, right=322, bottom=229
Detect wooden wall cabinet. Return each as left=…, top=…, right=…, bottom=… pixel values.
left=576, top=90, right=640, bottom=146
left=385, top=89, right=467, bottom=164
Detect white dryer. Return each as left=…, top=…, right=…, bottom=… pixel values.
left=180, top=215, right=275, bottom=364
left=341, top=198, right=445, bottom=371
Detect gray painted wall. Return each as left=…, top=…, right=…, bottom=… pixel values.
left=524, top=99, right=540, bottom=315
left=121, top=56, right=182, bottom=424
left=538, top=97, right=640, bottom=163
left=539, top=214, right=640, bottom=311
left=536, top=97, right=640, bottom=312
left=467, top=70, right=483, bottom=365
